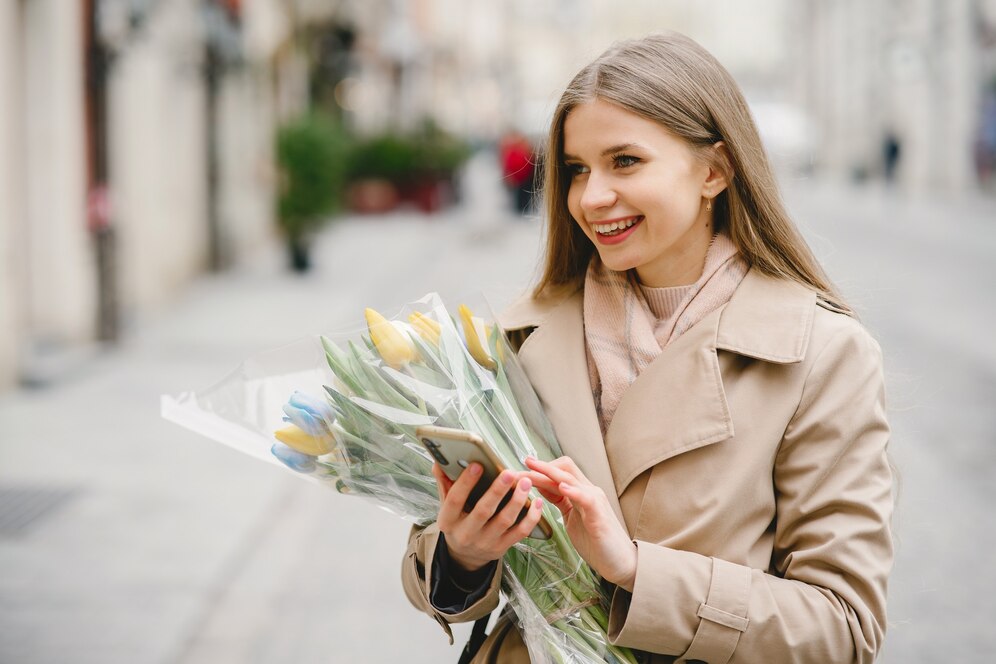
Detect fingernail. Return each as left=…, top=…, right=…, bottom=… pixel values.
left=518, top=477, right=532, bottom=491
left=469, top=463, right=482, bottom=476
left=534, top=497, right=544, bottom=508
left=500, top=471, right=514, bottom=485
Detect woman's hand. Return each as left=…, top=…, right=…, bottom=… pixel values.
left=524, top=456, right=638, bottom=591
left=432, top=462, right=546, bottom=573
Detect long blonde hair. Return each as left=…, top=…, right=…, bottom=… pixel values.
left=534, top=32, right=850, bottom=314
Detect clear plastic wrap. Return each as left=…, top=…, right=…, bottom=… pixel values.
left=162, top=293, right=637, bottom=663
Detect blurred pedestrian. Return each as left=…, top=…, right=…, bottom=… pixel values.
left=882, top=130, right=901, bottom=184
left=498, top=130, right=536, bottom=215
left=975, top=89, right=996, bottom=186
left=404, top=32, right=893, bottom=663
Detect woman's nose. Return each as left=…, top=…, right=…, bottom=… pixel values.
left=579, top=173, right=617, bottom=212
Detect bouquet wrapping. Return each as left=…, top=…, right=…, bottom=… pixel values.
left=162, top=293, right=637, bottom=664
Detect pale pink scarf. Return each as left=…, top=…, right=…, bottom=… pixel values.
left=583, top=232, right=749, bottom=431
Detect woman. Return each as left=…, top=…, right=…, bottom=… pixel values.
left=402, top=32, right=893, bottom=664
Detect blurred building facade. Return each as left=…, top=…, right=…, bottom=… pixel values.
left=328, top=0, right=790, bottom=142
left=793, top=0, right=996, bottom=191
left=0, top=0, right=295, bottom=389
left=1, top=0, right=93, bottom=389
left=0, top=0, right=799, bottom=390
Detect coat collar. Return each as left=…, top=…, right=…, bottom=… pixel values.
left=498, top=269, right=816, bottom=519
left=501, top=284, right=629, bottom=522
left=715, top=268, right=816, bottom=363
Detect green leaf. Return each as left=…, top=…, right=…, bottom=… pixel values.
left=324, top=386, right=378, bottom=442
left=322, top=337, right=367, bottom=395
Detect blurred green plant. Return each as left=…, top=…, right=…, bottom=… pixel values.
left=346, top=133, right=419, bottom=183
left=412, top=118, right=473, bottom=180
left=277, top=114, right=349, bottom=234
left=343, top=119, right=471, bottom=213
left=346, top=119, right=471, bottom=185
left=276, top=113, right=350, bottom=270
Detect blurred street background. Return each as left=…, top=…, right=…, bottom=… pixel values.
left=2, top=1, right=995, bottom=662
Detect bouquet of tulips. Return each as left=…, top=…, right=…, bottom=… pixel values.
left=162, top=293, right=637, bottom=664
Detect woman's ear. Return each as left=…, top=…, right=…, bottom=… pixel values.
left=702, top=141, right=733, bottom=197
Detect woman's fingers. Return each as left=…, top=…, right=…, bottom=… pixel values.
left=521, top=470, right=561, bottom=493
left=525, top=456, right=590, bottom=487
left=559, top=481, right=612, bottom=526
left=537, top=489, right=571, bottom=517
left=464, top=469, right=519, bottom=529
left=520, top=471, right=571, bottom=510
left=525, top=458, right=614, bottom=525
left=498, top=496, right=546, bottom=549
left=558, top=480, right=592, bottom=505
left=532, top=483, right=566, bottom=503
left=431, top=463, right=452, bottom=501
left=484, top=475, right=533, bottom=536
left=436, top=462, right=482, bottom=526
left=553, top=456, right=587, bottom=478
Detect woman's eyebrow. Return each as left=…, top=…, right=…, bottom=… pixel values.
left=601, top=143, right=641, bottom=156
left=562, top=143, right=642, bottom=162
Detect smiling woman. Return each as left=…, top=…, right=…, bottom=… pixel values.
left=563, top=99, right=727, bottom=287
left=402, top=31, right=894, bottom=664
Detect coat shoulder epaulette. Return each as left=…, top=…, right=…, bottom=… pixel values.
left=815, top=296, right=852, bottom=317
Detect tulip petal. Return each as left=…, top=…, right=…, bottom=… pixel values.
left=282, top=391, right=336, bottom=437
left=274, top=424, right=336, bottom=456
left=408, top=312, right=441, bottom=347
left=270, top=442, right=317, bottom=473
left=458, top=304, right=497, bottom=370
left=365, top=308, right=416, bottom=369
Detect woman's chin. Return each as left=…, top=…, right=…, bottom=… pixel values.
left=595, top=252, right=638, bottom=274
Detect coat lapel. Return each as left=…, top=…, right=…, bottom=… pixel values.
left=500, top=289, right=626, bottom=524
left=604, top=308, right=732, bottom=494
left=604, top=269, right=816, bottom=494
left=498, top=270, right=816, bottom=516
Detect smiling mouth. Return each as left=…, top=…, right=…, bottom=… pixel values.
left=592, top=216, right=643, bottom=236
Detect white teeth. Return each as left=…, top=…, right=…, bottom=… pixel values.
left=594, top=217, right=639, bottom=234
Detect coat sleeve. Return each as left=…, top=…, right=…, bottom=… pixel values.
left=400, top=521, right=503, bottom=643
left=605, top=320, right=894, bottom=663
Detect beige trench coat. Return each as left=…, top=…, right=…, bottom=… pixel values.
left=401, top=269, right=894, bottom=664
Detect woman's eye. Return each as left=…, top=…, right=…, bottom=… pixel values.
left=613, top=154, right=640, bottom=168
left=565, top=163, right=589, bottom=176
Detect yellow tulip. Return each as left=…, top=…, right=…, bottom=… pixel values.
left=274, top=424, right=336, bottom=456
left=408, top=311, right=441, bottom=347
left=486, top=323, right=506, bottom=364
left=458, top=304, right=497, bottom=370
left=365, top=307, right=416, bottom=369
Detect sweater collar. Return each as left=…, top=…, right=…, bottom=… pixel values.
left=499, top=268, right=816, bottom=365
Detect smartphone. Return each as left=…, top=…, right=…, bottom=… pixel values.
left=416, top=425, right=552, bottom=539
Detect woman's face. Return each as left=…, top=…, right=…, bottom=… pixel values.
left=563, top=98, right=725, bottom=287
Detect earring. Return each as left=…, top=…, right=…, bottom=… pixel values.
left=705, top=198, right=713, bottom=212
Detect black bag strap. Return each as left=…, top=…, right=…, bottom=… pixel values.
left=457, top=613, right=492, bottom=664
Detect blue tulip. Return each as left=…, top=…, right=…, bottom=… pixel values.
left=271, top=442, right=317, bottom=473
left=282, top=391, right=335, bottom=437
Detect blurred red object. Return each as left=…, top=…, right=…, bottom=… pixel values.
left=217, top=0, right=241, bottom=19
left=87, top=186, right=111, bottom=232
left=347, top=179, right=401, bottom=214
left=499, top=132, right=535, bottom=186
